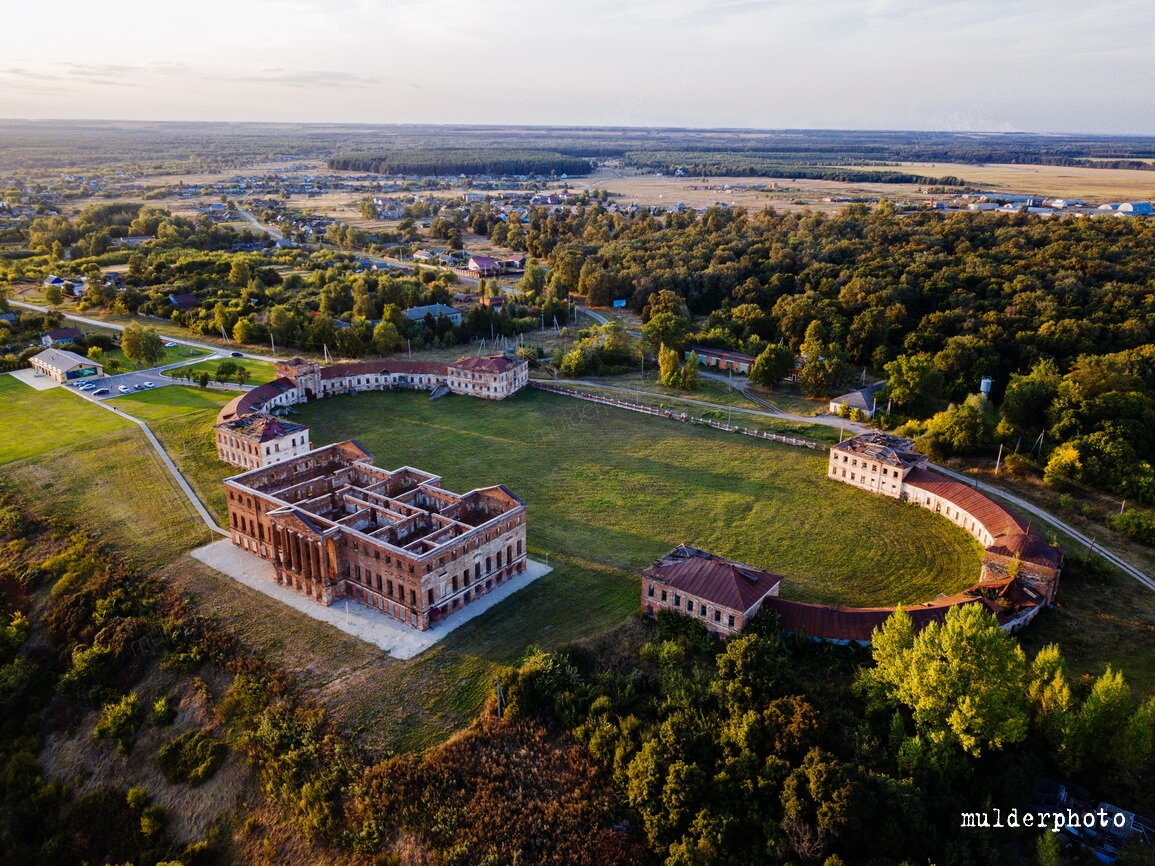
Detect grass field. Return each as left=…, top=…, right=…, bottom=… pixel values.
left=0, top=378, right=215, bottom=569
left=0, top=374, right=133, bottom=462
left=163, top=357, right=279, bottom=384
left=99, top=343, right=207, bottom=371
left=888, top=161, right=1155, bottom=202
left=111, top=385, right=237, bottom=521
left=296, top=389, right=981, bottom=606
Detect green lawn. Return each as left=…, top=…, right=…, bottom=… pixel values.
left=297, top=389, right=981, bottom=608
left=98, top=343, right=208, bottom=371
left=111, top=385, right=237, bottom=521
left=0, top=374, right=133, bottom=463
left=163, top=356, right=279, bottom=384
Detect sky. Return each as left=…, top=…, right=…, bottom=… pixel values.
left=3, top=0, right=1154, bottom=133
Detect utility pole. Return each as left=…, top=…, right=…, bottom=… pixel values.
left=994, top=442, right=1003, bottom=475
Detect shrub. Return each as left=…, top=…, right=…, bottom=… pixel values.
left=1108, top=510, right=1155, bottom=547
left=150, top=694, right=177, bottom=727
left=157, top=729, right=227, bottom=785
left=1002, top=452, right=1035, bottom=479
left=93, top=692, right=145, bottom=753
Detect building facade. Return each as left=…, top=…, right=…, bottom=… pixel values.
left=213, top=354, right=529, bottom=465
left=829, top=432, right=1063, bottom=606
left=214, top=413, right=312, bottom=470
left=446, top=355, right=529, bottom=400
left=225, top=441, right=527, bottom=630
left=642, top=545, right=783, bottom=637
left=29, top=347, right=103, bottom=382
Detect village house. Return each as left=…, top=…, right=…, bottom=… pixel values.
left=642, top=545, right=783, bottom=637
left=403, top=303, right=462, bottom=325
left=445, top=354, right=529, bottom=400
left=467, top=255, right=501, bottom=278
left=29, top=347, right=103, bottom=383
left=224, top=441, right=527, bottom=630
left=41, top=327, right=84, bottom=347
left=685, top=345, right=756, bottom=374
left=828, top=382, right=884, bottom=418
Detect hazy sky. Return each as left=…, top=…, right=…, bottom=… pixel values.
left=3, top=0, right=1153, bottom=133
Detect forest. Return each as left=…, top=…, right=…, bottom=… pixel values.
left=619, top=151, right=967, bottom=184
left=327, top=149, right=593, bottom=178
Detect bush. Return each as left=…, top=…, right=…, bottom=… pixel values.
left=150, top=694, right=177, bottom=727
left=93, top=692, right=145, bottom=753
left=1002, top=452, right=1035, bottom=479
left=1108, top=510, right=1155, bottom=547
left=157, top=729, right=227, bottom=785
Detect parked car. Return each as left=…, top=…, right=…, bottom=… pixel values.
left=230, top=352, right=244, bottom=357
left=118, top=385, right=131, bottom=393
left=143, top=381, right=155, bottom=388
left=164, top=341, right=177, bottom=348
left=135, top=384, right=147, bottom=390
left=93, top=388, right=109, bottom=396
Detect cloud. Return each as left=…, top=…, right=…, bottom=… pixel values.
left=234, top=69, right=381, bottom=88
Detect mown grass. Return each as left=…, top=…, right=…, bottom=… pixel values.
left=3, top=429, right=212, bottom=572
left=111, top=385, right=237, bottom=522
left=164, top=357, right=279, bottom=384
left=0, top=374, right=133, bottom=462
left=99, top=343, right=208, bottom=371
left=297, top=389, right=981, bottom=607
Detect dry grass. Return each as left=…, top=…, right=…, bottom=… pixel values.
left=882, top=161, right=1155, bottom=202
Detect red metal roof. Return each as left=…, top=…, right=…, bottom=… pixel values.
left=903, top=468, right=1027, bottom=540
left=645, top=546, right=783, bottom=611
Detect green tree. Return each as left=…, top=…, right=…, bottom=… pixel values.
left=43, top=283, right=64, bottom=306
left=643, top=311, right=691, bottom=354
left=870, top=604, right=1029, bottom=759
left=233, top=316, right=259, bottom=345
left=120, top=322, right=165, bottom=367
left=86, top=346, right=103, bottom=362
left=1001, top=358, right=1061, bottom=434
left=749, top=344, right=795, bottom=389
left=882, top=354, right=942, bottom=415
left=658, top=344, right=682, bottom=387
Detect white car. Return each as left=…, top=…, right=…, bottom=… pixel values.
left=118, top=385, right=131, bottom=393
left=143, top=381, right=155, bottom=388
left=164, top=341, right=177, bottom=348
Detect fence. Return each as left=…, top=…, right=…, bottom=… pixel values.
left=529, top=381, right=826, bottom=450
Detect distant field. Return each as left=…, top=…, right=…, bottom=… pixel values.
left=881, top=161, right=1155, bottom=202
left=0, top=374, right=132, bottom=462
left=163, top=356, right=279, bottom=384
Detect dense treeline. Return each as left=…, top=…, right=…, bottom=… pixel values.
left=502, top=600, right=1155, bottom=865
left=503, top=203, right=1155, bottom=500
left=622, top=151, right=968, bottom=184
left=328, top=149, right=593, bottom=177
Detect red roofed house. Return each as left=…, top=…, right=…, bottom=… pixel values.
left=468, top=256, right=501, bottom=277
left=829, top=432, right=1063, bottom=607
left=642, top=545, right=783, bottom=637
left=41, top=327, right=84, bottom=347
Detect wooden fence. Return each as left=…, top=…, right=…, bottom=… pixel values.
left=529, top=381, right=826, bottom=450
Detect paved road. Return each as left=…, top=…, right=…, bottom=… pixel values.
left=10, top=300, right=282, bottom=363
left=234, top=203, right=284, bottom=240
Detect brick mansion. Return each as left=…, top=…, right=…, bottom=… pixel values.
left=214, top=353, right=528, bottom=469
left=643, top=432, right=1063, bottom=642
left=225, top=441, right=527, bottom=630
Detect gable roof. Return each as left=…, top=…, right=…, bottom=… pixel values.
left=45, top=327, right=83, bottom=341
left=645, top=545, right=783, bottom=612
left=215, top=412, right=308, bottom=443
left=32, top=347, right=98, bottom=371
left=450, top=355, right=521, bottom=374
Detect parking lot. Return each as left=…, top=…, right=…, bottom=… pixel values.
left=69, top=352, right=223, bottom=401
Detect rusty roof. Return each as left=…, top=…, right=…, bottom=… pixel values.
left=215, top=412, right=308, bottom=443
left=904, top=468, right=1028, bottom=540
left=645, top=545, right=783, bottom=612
left=451, top=355, right=521, bottom=374
left=763, top=577, right=1038, bottom=642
